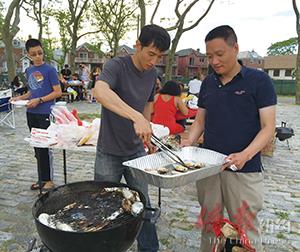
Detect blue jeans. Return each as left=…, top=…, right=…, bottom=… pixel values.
left=94, top=149, right=159, bottom=252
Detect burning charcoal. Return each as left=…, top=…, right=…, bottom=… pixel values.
left=131, top=201, right=144, bottom=217
left=63, top=202, right=76, bottom=211
left=102, top=187, right=121, bottom=193
left=132, top=191, right=141, bottom=202
left=107, top=208, right=124, bottom=221
left=122, top=198, right=132, bottom=212
left=122, top=188, right=135, bottom=201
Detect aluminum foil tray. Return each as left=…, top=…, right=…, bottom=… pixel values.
left=123, top=146, right=226, bottom=188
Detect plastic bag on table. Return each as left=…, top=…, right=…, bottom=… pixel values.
left=48, top=124, right=86, bottom=147
left=150, top=122, right=170, bottom=138
left=51, top=105, right=78, bottom=125
left=25, top=127, right=58, bottom=147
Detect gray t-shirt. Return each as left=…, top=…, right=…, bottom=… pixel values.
left=98, top=55, right=156, bottom=156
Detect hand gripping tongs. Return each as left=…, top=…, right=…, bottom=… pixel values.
left=150, top=134, right=189, bottom=168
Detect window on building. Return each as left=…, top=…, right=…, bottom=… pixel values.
left=79, top=52, right=88, bottom=60
left=273, top=69, right=280, bottom=77
left=264, top=69, right=269, bottom=74
left=285, top=69, right=292, bottom=77
left=189, top=57, right=194, bottom=65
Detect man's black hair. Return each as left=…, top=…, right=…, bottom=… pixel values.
left=25, top=38, right=42, bottom=52
left=138, top=24, right=171, bottom=52
left=160, top=80, right=181, bottom=96
left=205, top=25, right=237, bottom=46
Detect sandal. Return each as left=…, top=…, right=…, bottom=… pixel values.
left=40, top=182, right=55, bottom=195
left=30, top=182, right=45, bottom=190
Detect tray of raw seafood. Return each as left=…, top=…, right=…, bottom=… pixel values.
left=123, top=146, right=226, bottom=188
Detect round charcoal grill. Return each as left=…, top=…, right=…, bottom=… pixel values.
left=32, top=181, right=158, bottom=252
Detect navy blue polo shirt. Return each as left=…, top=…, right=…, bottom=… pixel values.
left=198, top=66, right=277, bottom=173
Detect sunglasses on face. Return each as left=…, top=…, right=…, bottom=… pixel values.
left=29, top=51, right=43, bottom=57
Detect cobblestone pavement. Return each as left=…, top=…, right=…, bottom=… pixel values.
left=0, top=97, right=299, bottom=252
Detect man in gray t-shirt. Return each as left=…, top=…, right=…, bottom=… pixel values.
left=93, top=24, right=170, bottom=252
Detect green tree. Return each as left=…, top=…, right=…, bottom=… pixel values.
left=23, top=0, right=45, bottom=41
left=0, top=1, right=5, bottom=40
left=145, top=0, right=215, bottom=79
left=92, top=0, right=137, bottom=57
left=2, top=0, right=23, bottom=82
left=46, top=9, right=72, bottom=68
left=292, top=0, right=300, bottom=104
left=267, top=37, right=298, bottom=56
left=42, top=16, right=57, bottom=63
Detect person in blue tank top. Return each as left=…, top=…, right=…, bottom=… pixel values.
left=184, top=25, right=277, bottom=251
left=11, top=39, right=62, bottom=192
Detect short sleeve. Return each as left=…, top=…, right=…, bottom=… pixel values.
left=98, top=58, right=121, bottom=90
left=48, top=67, right=60, bottom=87
left=255, top=72, right=277, bottom=108
left=148, top=84, right=155, bottom=102
left=197, top=78, right=207, bottom=108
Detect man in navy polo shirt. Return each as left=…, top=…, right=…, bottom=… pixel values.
left=185, top=25, right=276, bottom=251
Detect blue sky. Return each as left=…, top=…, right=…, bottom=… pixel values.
left=12, top=0, right=299, bottom=56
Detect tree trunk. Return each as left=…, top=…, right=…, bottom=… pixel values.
left=165, top=30, right=182, bottom=80
left=2, top=0, right=21, bottom=82
left=137, top=0, right=145, bottom=28
left=3, top=37, right=16, bottom=82
left=296, top=37, right=300, bottom=104
left=70, top=38, right=78, bottom=72
left=38, top=0, right=43, bottom=41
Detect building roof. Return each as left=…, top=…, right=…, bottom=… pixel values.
left=176, top=48, right=205, bottom=57
left=118, top=44, right=135, bottom=54
left=263, top=55, right=297, bottom=69
left=238, top=50, right=263, bottom=60
left=76, top=42, right=92, bottom=52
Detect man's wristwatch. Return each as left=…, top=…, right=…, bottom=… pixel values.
left=39, top=97, right=44, bottom=104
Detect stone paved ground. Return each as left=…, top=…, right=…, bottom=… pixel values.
left=0, top=97, right=299, bottom=252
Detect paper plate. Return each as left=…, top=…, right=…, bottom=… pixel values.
left=11, top=100, right=29, bottom=106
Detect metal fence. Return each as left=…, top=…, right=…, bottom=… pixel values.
left=272, top=79, right=296, bottom=96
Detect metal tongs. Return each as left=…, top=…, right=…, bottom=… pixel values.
left=151, top=134, right=189, bottom=168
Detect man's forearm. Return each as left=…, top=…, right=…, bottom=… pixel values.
left=40, top=90, right=62, bottom=102
left=16, top=92, right=31, bottom=100
left=143, top=102, right=153, bottom=121
left=242, top=126, right=275, bottom=161
left=242, top=105, right=276, bottom=161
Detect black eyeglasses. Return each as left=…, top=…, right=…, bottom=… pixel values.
left=29, top=51, right=43, bottom=57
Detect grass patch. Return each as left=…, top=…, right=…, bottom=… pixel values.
left=174, top=208, right=186, bottom=219
left=179, top=223, right=195, bottom=231
left=275, top=211, right=289, bottom=220
left=78, top=113, right=100, bottom=121
left=159, top=238, right=170, bottom=247
left=276, top=232, right=285, bottom=239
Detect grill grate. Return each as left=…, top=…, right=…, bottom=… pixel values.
left=49, top=189, right=138, bottom=232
